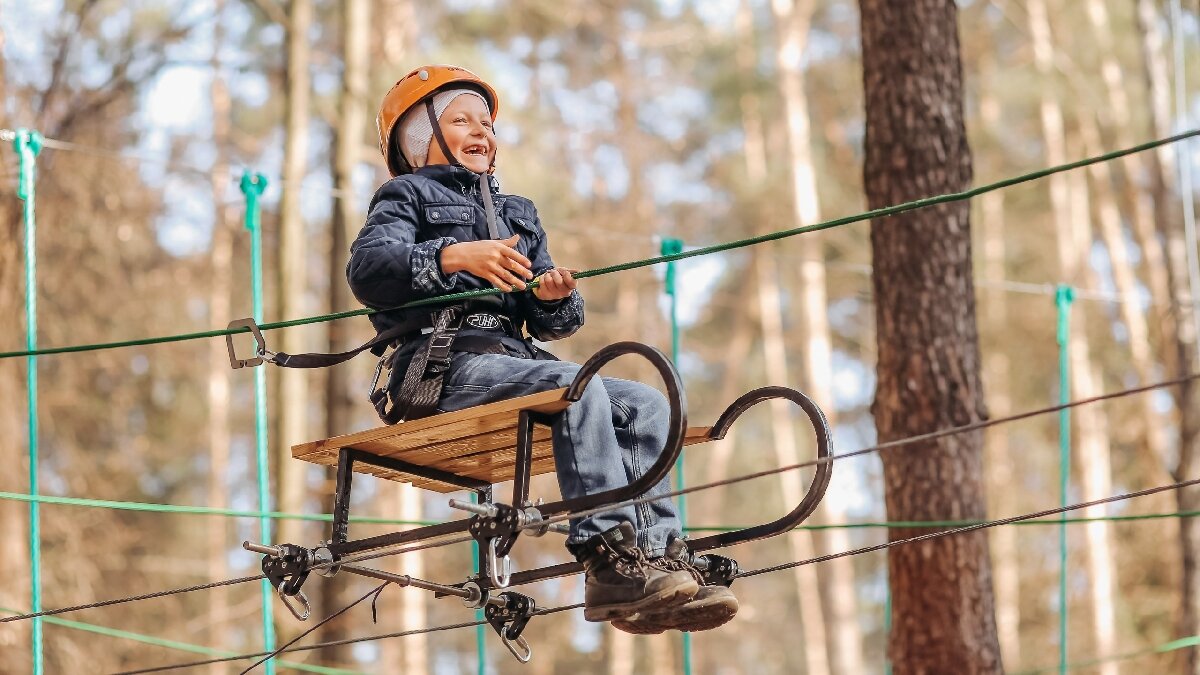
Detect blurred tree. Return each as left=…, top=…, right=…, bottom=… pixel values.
left=1028, top=0, right=1120, bottom=666
left=275, top=0, right=313, bottom=552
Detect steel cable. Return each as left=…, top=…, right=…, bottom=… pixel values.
left=123, top=468, right=1200, bottom=672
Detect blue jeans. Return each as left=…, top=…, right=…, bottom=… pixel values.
left=436, top=352, right=682, bottom=556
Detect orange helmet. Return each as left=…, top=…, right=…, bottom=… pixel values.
left=377, top=65, right=500, bottom=176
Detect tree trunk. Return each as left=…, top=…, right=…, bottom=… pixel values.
left=767, top=0, right=863, bottom=669
left=0, top=12, right=32, bottom=665
left=205, top=2, right=234, bottom=669
left=859, top=1, right=1002, bottom=671
left=373, top=4, right=429, bottom=669
left=275, top=0, right=313, bottom=549
left=978, top=56, right=1022, bottom=668
left=1086, top=0, right=1173, bottom=362
left=1029, top=2, right=1119, bottom=667
left=317, top=0, right=370, bottom=664
left=1080, top=113, right=1171, bottom=487
left=1136, top=2, right=1200, bottom=670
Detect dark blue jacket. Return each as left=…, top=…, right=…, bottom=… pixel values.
left=347, top=165, right=584, bottom=350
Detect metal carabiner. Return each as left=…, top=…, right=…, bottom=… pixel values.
left=275, top=582, right=311, bottom=621
left=500, top=632, right=532, bottom=663
left=488, top=537, right=512, bottom=589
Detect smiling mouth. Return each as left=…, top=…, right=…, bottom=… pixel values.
left=463, top=144, right=489, bottom=157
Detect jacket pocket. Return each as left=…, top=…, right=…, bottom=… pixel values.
left=508, top=213, right=543, bottom=243
left=424, top=203, right=475, bottom=227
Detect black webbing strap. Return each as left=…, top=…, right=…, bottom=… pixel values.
left=380, top=304, right=465, bottom=422
left=425, top=99, right=456, bottom=170
left=270, top=320, right=419, bottom=369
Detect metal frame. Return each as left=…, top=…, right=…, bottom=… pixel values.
left=261, top=340, right=834, bottom=608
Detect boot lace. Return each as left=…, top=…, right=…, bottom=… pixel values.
left=648, top=551, right=706, bottom=586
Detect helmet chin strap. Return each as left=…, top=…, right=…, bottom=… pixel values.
left=425, top=98, right=500, bottom=240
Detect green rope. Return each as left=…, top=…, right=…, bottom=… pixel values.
left=15, top=127, right=45, bottom=675
left=1055, top=284, right=1075, bottom=675
left=661, top=237, right=693, bottom=674
left=471, top=492, right=486, bottom=675
left=1013, top=630, right=1200, bottom=674
left=1, top=130, right=1195, bottom=362
left=0, top=607, right=363, bottom=675
left=0, top=491, right=436, bottom=526
left=240, top=171, right=276, bottom=674
left=6, top=488, right=1200, bottom=530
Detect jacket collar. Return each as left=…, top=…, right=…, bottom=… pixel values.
left=414, top=164, right=500, bottom=194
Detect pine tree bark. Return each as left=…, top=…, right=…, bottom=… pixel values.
left=275, top=0, right=313, bottom=549
left=859, top=0, right=1002, bottom=671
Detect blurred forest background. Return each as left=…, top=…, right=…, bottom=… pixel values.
left=1, top=0, right=1199, bottom=673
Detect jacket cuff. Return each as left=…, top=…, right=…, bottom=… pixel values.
left=527, top=290, right=583, bottom=329
left=412, top=237, right=459, bottom=294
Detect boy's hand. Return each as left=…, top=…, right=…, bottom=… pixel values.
left=441, top=235, right=533, bottom=292
left=533, top=267, right=578, bottom=302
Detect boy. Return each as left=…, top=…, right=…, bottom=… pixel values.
left=347, top=65, right=736, bottom=633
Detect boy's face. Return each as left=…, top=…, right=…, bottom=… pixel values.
left=428, top=94, right=496, bottom=174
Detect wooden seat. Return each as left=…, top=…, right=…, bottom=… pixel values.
left=292, top=388, right=714, bottom=493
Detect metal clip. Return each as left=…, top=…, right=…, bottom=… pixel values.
left=226, top=318, right=270, bottom=369
left=488, top=537, right=512, bottom=588
left=486, top=592, right=536, bottom=663
left=501, top=633, right=532, bottom=663
left=275, top=582, right=311, bottom=621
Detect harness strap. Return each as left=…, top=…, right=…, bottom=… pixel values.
left=385, top=304, right=465, bottom=422
left=269, top=320, right=418, bottom=369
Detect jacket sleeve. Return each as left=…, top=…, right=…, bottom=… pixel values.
left=346, top=179, right=461, bottom=310
left=516, top=205, right=585, bottom=341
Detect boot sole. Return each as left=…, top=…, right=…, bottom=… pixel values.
left=583, top=578, right=699, bottom=622
left=611, top=594, right=739, bottom=634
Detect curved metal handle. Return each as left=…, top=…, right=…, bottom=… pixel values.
left=687, top=386, right=834, bottom=553
left=501, top=633, right=532, bottom=663
left=275, top=582, right=311, bottom=621
left=488, top=538, right=513, bottom=588
left=547, top=342, right=688, bottom=518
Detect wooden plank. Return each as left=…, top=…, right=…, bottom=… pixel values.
left=291, top=388, right=573, bottom=461
left=291, top=385, right=716, bottom=492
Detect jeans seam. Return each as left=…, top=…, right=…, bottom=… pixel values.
left=613, top=396, right=656, bottom=552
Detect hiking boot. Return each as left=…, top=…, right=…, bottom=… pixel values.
left=611, top=539, right=739, bottom=634
left=571, top=523, right=699, bottom=622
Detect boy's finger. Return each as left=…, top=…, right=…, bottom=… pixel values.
left=502, top=234, right=521, bottom=247
left=503, top=249, right=533, bottom=271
